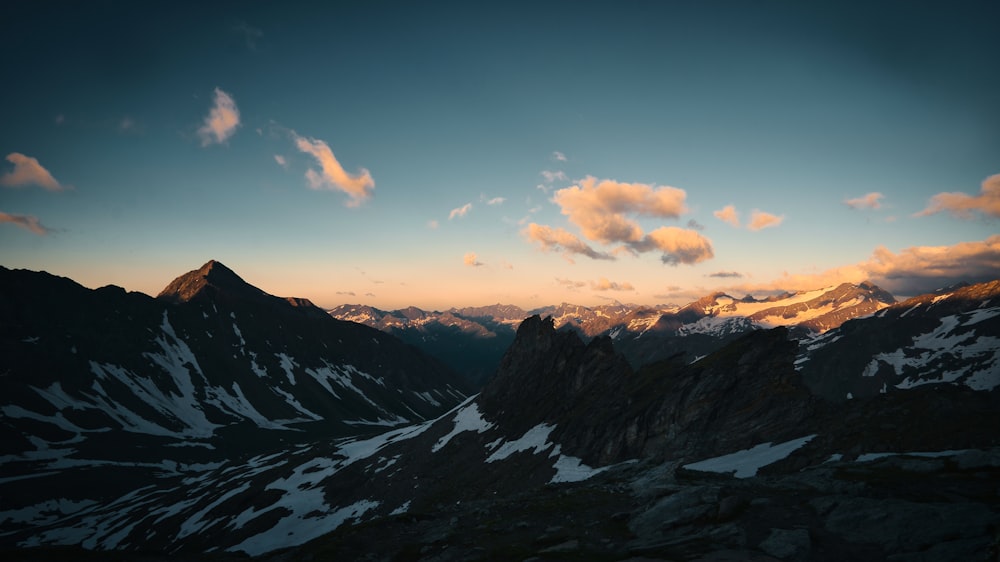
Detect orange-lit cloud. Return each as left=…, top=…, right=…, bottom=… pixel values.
left=734, top=235, right=1000, bottom=296
left=463, top=252, right=484, bottom=267
left=0, top=153, right=66, bottom=191
left=554, top=176, right=688, bottom=243
left=635, top=226, right=715, bottom=265
left=713, top=204, right=740, bottom=227
left=748, top=210, right=784, bottom=231
left=591, top=277, right=635, bottom=291
left=198, top=88, right=241, bottom=146
left=0, top=211, right=51, bottom=235
left=274, top=155, right=287, bottom=168
left=708, top=271, right=743, bottom=278
left=449, top=203, right=472, bottom=219
left=292, top=132, right=374, bottom=207
left=916, top=174, right=1000, bottom=219
left=523, top=223, right=614, bottom=262
left=845, top=192, right=884, bottom=210
left=529, top=176, right=713, bottom=264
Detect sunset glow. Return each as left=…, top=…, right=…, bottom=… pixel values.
left=2, top=2, right=997, bottom=309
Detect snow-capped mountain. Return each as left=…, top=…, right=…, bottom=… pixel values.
left=0, top=262, right=468, bottom=517
left=5, top=281, right=997, bottom=560
left=4, top=272, right=998, bottom=560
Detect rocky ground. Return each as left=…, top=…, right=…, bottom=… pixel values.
left=252, top=448, right=1000, bottom=561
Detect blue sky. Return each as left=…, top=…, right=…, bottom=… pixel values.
left=2, top=1, right=998, bottom=309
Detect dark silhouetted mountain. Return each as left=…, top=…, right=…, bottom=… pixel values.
left=3, top=274, right=997, bottom=560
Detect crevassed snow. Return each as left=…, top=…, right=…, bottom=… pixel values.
left=432, top=401, right=494, bottom=453
left=486, top=423, right=556, bottom=462
left=682, top=434, right=817, bottom=478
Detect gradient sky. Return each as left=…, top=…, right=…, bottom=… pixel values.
left=2, top=1, right=998, bottom=309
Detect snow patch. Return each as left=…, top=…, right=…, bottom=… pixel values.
left=432, top=401, right=494, bottom=453
left=682, top=434, right=817, bottom=478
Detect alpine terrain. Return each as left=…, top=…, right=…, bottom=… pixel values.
left=2, top=266, right=999, bottom=561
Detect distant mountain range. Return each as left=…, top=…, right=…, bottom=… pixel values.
left=329, top=281, right=897, bottom=382
left=2, top=263, right=998, bottom=560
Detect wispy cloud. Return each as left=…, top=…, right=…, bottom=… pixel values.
left=427, top=219, right=439, bottom=229
left=916, top=174, right=1000, bottom=219
left=541, top=170, right=568, bottom=183
left=555, top=277, right=586, bottom=289
left=0, top=153, right=66, bottom=191
left=273, top=154, right=287, bottom=168
left=336, top=290, right=356, bottom=296
left=527, top=176, right=714, bottom=265
left=708, top=271, right=743, bottom=278
left=713, top=204, right=740, bottom=227
left=591, top=277, right=635, bottom=291
left=463, top=252, right=484, bottom=267
left=748, top=210, right=784, bottom=231
left=481, top=194, right=505, bottom=206
left=0, top=211, right=51, bottom=235
left=292, top=132, right=374, bottom=207
left=449, top=203, right=472, bottom=219
left=198, top=88, right=241, bottom=146
left=233, top=21, right=263, bottom=50
left=552, top=151, right=567, bottom=162
left=845, top=192, right=884, bottom=210
left=523, top=223, right=615, bottom=263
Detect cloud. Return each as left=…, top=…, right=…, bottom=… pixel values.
left=198, top=88, right=241, bottom=146
left=292, top=132, right=374, bottom=207
left=0, top=153, right=66, bottom=191
left=523, top=223, right=614, bottom=262
left=500, top=260, right=514, bottom=270
left=449, top=203, right=472, bottom=219
left=427, top=219, right=439, bottom=229
left=335, top=291, right=356, bottom=296
left=484, top=196, right=505, bottom=206
left=552, top=151, right=567, bottom=162
left=273, top=155, right=287, bottom=168
left=555, top=277, right=587, bottom=289
left=708, top=271, right=743, bottom=278
left=713, top=204, right=740, bottom=227
left=234, top=21, right=263, bottom=50
left=687, top=219, right=705, bottom=231
left=0, top=211, right=51, bottom=235
left=738, top=235, right=1000, bottom=297
left=118, top=117, right=139, bottom=134
left=463, top=252, right=484, bottom=267
left=916, top=174, right=1000, bottom=219
left=554, top=176, right=687, bottom=242
left=541, top=170, right=568, bottom=183
left=591, top=277, right=635, bottom=291
left=845, top=192, right=884, bottom=210
left=640, top=226, right=715, bottom=265
left=528, top=176, right=714, bottom=265
left=748, top=210, right=784, bottom=231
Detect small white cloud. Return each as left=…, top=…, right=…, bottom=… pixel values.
left=552, top=151, right=567, bottom=162
left=541, top=170, right=568, bottom=183
left=449, top=203, right=472, bottom=219
left=198, top=88, right=241, bottom=146
left=0, top=153, right=66, bottom=191
left=485, top=196, right=505, bottom=206
left=273, top=154, right=287, bottom=168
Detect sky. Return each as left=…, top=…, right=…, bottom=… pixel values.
left=2, top=0, right=998, bottom=310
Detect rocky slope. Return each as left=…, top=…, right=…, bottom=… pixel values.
left=3, top=275, right=998, bottom=560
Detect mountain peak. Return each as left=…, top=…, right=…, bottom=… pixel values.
left=157, top=260, right=265, bottom=304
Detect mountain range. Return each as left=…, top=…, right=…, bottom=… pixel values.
left=2, top=262, right=998, bottom=560
left=329, top=281, right=897, bottom=383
